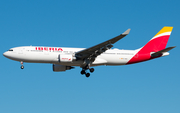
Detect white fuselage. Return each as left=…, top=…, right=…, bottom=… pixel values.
left=3, top=46, right=138, bottom=67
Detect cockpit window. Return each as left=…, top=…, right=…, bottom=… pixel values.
left=8, top=49, right=13, bottom=51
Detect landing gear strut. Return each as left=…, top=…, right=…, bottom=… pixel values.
left=20, top=61, right=24, bottom=69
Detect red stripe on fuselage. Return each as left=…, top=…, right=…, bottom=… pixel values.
left=127, top=35, right=170, bottom=64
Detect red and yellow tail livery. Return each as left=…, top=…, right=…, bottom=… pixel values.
left=127, top=26, right=174, bottom=64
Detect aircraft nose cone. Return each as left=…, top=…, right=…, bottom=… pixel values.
left=3, top=51, right=16, bottom=60
left=3, top=51, right=7, bottom=57
left=3, top=51, right=10, bottom=58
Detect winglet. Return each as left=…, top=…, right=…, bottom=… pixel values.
left=122, top=29, right=131, bottom=35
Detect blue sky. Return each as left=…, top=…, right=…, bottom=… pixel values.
left=0, top=0, right=180, bottom=113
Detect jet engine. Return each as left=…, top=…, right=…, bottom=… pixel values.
left=53, top=64, right=74, bottom=72
left=59, top=54, right=76, bottom=62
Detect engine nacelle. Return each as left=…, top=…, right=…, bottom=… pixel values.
left=59, top=54, right=76, bottom=62
left=53, top=64, right=74, bottom=72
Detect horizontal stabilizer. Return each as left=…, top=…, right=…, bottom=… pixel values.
left=151, top=46, right=176, bottom=57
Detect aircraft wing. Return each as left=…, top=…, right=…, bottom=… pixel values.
left=75, top=29, right=131, bottom=60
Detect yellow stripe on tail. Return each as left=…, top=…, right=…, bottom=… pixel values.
left=154, top=26, right=173, bottom=37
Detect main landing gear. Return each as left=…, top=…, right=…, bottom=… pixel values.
left=20, top=61, right=24, bottom=69
left=81, top=67, right=94, bottom=78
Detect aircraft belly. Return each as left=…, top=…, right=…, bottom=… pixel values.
left=54, top=61, right=83, bottom=66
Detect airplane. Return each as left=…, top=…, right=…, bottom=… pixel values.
left=3, top=26, right=175, bottom=77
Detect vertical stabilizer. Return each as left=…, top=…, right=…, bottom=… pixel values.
left=127, top=26, right=173, bottom=64
left=143, top=26, right=173, bottom=52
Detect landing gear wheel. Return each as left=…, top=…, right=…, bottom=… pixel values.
left=21, top=65, right=24, bottom=69
left=85, top=73, right=90, bottom=78
left=89, top=68, right=94, bottom=73
left=81, top=70, right=86, bottom=75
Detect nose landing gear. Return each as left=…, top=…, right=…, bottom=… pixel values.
left=20, top=61, right=24, bottom=69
